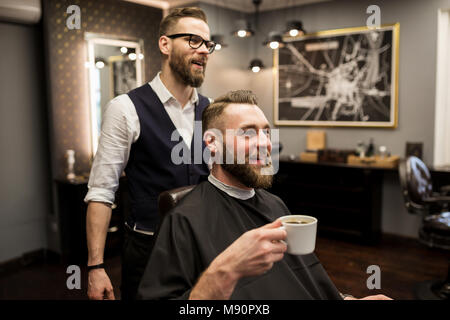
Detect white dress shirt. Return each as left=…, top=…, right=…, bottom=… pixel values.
left=84, top=72, right=202, bottom=205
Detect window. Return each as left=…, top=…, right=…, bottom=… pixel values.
left=434, top=9, right=450, bottom=166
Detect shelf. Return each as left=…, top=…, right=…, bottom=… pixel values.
left=274, top=181, right=366, bottom=193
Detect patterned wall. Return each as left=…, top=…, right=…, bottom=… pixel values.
left=43, top=0, right=162, bottom=179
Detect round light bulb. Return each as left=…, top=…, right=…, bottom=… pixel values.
left=289, top=29, right=299, bottom=37
left=269, top=41, right=279, bottom=49
left=128, top=53, right=137, bottom=60
left=95, top=61, right=105, bottom=69
left=138, top=53, right=144, bottom=60
left=215, top=43, right=222, bottom=51
left=252, top=66, right=260, bottom=73
left=120, top=47, right=128, bottom=54
left=237, top=30, right=247, bottom=37
left=286, top=80, right=292, bottom=89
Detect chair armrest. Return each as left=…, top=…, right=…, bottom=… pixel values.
left=423, top=196, right=450, bottom=205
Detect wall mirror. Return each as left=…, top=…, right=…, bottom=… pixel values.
left=85, top=33, right=145, bottom=155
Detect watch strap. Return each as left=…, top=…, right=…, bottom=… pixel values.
left=87, top=263, right=105, bottom=271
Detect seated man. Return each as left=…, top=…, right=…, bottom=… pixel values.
left=138, top=90, right=391, bottom=300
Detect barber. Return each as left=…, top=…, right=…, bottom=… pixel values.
left=85, top=7, right=215, bottom=300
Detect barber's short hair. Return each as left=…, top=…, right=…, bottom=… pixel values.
left=159, top=7, right=208, bottom=37
left=202, top=90, right=258, bottom=134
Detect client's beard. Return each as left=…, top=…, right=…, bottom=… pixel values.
left=221, top=146, right=274, bottom=189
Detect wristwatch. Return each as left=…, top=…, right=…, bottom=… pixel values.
left=87, top=263, right=105, bottom=271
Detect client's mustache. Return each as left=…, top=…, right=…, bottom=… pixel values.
left=247, top=152, right=272, bottom=166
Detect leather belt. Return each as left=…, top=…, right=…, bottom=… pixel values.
left=125, top=222, right=154, bottom=236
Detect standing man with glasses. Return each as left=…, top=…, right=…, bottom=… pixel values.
left=85, top=7, right=216, bottom=300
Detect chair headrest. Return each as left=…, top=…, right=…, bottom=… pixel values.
left=406, top=156, right=433, bottom=203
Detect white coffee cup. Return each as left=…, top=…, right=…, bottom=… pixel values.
left=279, top=215, right=318, bottom=255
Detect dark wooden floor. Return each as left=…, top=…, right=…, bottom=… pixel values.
left=0, top=233, right=448, bottom=300
left=315, top=234, right=449, bottom=299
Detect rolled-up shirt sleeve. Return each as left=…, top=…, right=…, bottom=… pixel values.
left=84, top=94, right=139, bottom=205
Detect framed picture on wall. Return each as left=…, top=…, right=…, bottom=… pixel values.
left=274, top=23, right=399, bottom=127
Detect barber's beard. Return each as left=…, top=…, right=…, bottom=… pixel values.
left=221, top=145, right=274, bottom=189
left=169, top=48, right=205, bottom=88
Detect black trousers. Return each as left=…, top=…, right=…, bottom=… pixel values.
left=120, top=226, right=154, bottom=300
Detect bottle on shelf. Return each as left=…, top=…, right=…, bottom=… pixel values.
left=379, top=145, right=387, bottom=158
left=366, top=138, right=375, bottom=157
left=356, top=141, right=366, bottom=158
left=66, top=149, right=76, bottom=181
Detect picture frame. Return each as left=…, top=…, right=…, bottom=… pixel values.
left=274, top=23, right=399, bottom=127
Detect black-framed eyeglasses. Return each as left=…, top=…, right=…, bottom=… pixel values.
left=166, top=33, right=216, bottom=54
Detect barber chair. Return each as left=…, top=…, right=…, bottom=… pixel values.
left=398, top=156, right=450, bottom=299
left=157, top=185, right=196, bottom=218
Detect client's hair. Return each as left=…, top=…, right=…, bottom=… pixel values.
left=202, top=90, right=258, bottom=134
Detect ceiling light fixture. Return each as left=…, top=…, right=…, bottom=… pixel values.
left=128, top=52, right=137, bottom=60
left=248, top=0, right=263, bottom=73
left=263, top=31, right=285, bottom=50
left=231, top=19, right=254, bottom=38
left=212, top=0, right=228, bottom=51
left=284, top=20, right=306, bottom=37
left=95, top=57, right=106, bottom=69
left=211, top=34, right=227, bottom=51
left=249, top=58, right=264, bottom=73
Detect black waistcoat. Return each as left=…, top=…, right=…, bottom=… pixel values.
left=125, top=84, right=210, bottom=231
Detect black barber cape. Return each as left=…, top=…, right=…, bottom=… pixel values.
left=138, top=181, right=342, bottom=300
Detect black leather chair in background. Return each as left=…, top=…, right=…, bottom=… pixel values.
left=157, top=185, right=196, bottom=218
left=399, top=156, right=450, bottom=299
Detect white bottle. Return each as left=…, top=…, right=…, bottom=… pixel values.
left=379, top=145, right=387, bottom=158
left=66, top=149, right=76, bottom=181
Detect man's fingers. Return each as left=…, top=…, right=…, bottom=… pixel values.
left=261, top=219, right=283, bottom=229
left=270, top=240, right=287, bottom=253
left=360, top=294, right=393, bottom=300
left=105, top=288, right=116, bottom=300
left=261, top=227, right=286, bottom=241
left=87, top=271, right=115, bottom=300
left=271, top=252, right=285, bottom=262
left=89, top=290, right=104, bottom=300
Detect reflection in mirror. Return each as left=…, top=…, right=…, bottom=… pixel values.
left=85, top=33, right=144, bottom=156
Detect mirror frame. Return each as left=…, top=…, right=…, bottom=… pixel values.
left=85, top=33, right=145, bottom=156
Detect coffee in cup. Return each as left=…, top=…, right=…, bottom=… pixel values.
left=278, top=215, right=317, bottom=255
left=283, top=220, right=309, bottom=225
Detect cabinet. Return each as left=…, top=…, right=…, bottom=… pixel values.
left=55, top=177, right=128, bottom=264
left=270, top=160, right=389, bottom=244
